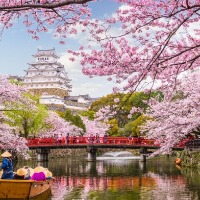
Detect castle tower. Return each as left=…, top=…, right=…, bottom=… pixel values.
left=23, top=48, right=72, bottom=105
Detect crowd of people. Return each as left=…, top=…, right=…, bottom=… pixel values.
left=0, top=151, right=53, bottom=181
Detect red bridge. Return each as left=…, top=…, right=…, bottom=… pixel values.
left=27, top=136, right=189, bottom=149
left=27, top=136, right=190, bottom=162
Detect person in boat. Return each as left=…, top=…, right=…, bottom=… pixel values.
left=13, top=168, right=27, bottom=180
left=0, top=151, right=13, bottom=179
left=45, top=171, right=53, bottom=180
left=31, top=166, right=46, bottom=181
left=23, top=166, right=34, bottom=180
left=0, top=169, right=3, bottom=178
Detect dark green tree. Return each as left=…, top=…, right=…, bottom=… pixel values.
left=59, top=110, right=86, bottom=133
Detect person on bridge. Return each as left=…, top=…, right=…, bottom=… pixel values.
left=89, top=134, right=95, bottom=144
left=66, top=133, right=69, bottom=144
left=103, top=133, right=108, bottom=143
left=55, top=134, right=59, bottom=145
left=96, top=133, right=100, bottom=143
left=0, top=151, right=14, bottom=179
left=58, top=134, right=62, bottom=144
left=128, top=135, right=133, bottom=144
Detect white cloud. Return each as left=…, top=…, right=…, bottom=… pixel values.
left=59, top=52, right=114, bottom=98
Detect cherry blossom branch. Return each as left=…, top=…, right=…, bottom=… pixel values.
left=0, top=0, right=92, bottom=11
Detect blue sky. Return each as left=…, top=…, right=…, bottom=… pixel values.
left=0, top=0, right=120, bottom=98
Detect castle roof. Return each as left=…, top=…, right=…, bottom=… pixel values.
left=65, top=94, right=92, bottom=101
left=33, top=48, right=59, bottom=58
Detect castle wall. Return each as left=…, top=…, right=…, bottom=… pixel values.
left=29, top=88, right=69, bottom=98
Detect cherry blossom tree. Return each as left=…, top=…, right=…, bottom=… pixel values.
left=0, top=75, right=27, bottom=104
left=40, top=110, right=110, bottom=138
left=1, top=1, right=200, bottom=95
left=81, top=116, right=110, bottom=137
left=5, top=94, right=46, bottom=138
left=70, top=0, right=200, bottom=95
left=0, top=0, right=92, bottom=41
left=38, top=111, right=82, bottom=138
left=0, top=75, right=29, bottom=157
left=1, top=1, right=200, bottom=155
left=141, top=70, right=200, bottom=155
left=0, top=117, right=29, bottom=158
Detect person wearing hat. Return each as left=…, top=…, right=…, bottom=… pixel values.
left=0, top=151, right=13, bottom=179
left=23, top=166, right=34, bottom=180
left=13, top=168, right=27, bottom=180
left=45, top=170, right=53, bottom=180
left=31, top=166, right=46, bottom=181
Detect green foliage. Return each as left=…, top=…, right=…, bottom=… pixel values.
left=124, top=115, right=151, bottom=137
left=90, top=93, right=124, bottom=112
left=9, top=78, right=23, bottom=86
left=90, top=93, right=128, bottom=128
left=80, top=110, right=95, bottom=120
left=107, top=118, right=119, bottom=136
left=5, top=93, right=48, bottom=138
left=122, top=91, right=163, bottom=115
left=181, top=150, right=200, bottom=168
left=59, top=109, right=86, bottom=133
left=89, top=91, right=163, bottom=136
left=72, top=115, right=86, bottom=133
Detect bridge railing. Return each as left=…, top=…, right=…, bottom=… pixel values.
left=27, top=136, right=194, bottom=148
left=27, top=136, right=158, bottom=147
left=185, top=139, right=200, bottom=149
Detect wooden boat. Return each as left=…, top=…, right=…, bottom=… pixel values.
left=0, top=179, right=52, bottom=200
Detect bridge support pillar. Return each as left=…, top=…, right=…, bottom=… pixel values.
left=140, top=147, right=147, bottom=162
left=86, top=146, right=97, bottom=162
left=36, top=148, right=50, bottom=162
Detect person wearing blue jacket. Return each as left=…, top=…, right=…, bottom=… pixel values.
left=0, top=151, right=13, bottom=179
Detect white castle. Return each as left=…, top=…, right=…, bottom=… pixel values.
left=22, top=48, right=94, bottom=110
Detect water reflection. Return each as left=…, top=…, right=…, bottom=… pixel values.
left=15, top=156, right=200, bottom=200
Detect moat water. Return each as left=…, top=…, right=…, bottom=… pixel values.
left=15, top=154, right=200, bottom=200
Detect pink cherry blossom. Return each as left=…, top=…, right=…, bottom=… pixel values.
left=38, top=111, right=82, bottom=137
left=0, top=75, right=30, bottom=158
left=81, top=117, right=109, bottom=137
left=141, top=71, right=200, bottom=155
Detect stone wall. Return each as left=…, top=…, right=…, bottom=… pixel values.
left=29, top=148, right=140, bottom=159
left=30, top=88, right=68, bottom=98
left=65, top=100, right=89, bottom=108
left=30, top=149, right=87, bottom=159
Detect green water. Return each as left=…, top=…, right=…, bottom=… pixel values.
left=16, top=155, right=200, bottom=200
